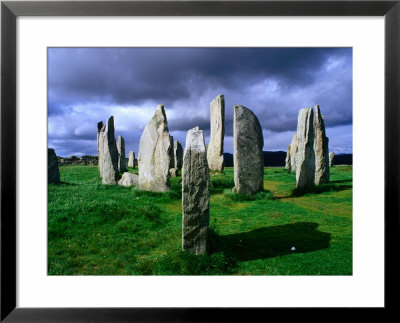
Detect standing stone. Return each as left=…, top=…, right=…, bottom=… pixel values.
left=232, top=105, right=264, bottom=195
left=174, top=140, right=183, bottom=171
left=295, top=108, right=315, bottom=189
left=207, top=94, right=225, bottom=171
left=329, top=152, right=335, bottom=167
left=128, top=151, right=135, bottom=168
left=116, top=135, right=127, bottom=172
left=138, top=105, right=172, bottom=192
left=313, top=104, right=330, bottom=184
left=97, top=121, right=104, bottom=176
left=285, top=144, right=291, bottom=170
left=48, top=148, right=60, bottom=184
left=182, top=127, right=210, bottom=254
left=289, top=133, right=298, bottom=172
left=99, top=116, right=119, bottom=185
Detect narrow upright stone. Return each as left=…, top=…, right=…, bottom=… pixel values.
left=289, top=133, right=298, bottom=172
left=99, top=116, right=119, bottom=185
left=295, top=108, right=315, bottom=189
left=128, top=151, right=135, bottom=168
left=117, top=135, right=127, bottom=172
left=138, top=105, right=172, bottom=192
left=285, top=144, right=291, bottom=170
left=48, top=148, right=60, bottom=184
left=314, top=105, right=330, bottom=184
left=182, top=127, right=210, bottom=254
left=174, top=140, right=183, bottom=170
left=232, top=105, right=264, bottom=195
left=329, top=152, right=335, bottom=167
left=207, top=95, right=225, bottom=171
left=97, top=121, right=104, bottom=176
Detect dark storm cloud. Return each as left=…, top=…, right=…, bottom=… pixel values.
left=48, top=47, right=352, bottom=156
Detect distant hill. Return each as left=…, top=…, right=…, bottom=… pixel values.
left=223, top=152, right=352, bottom=167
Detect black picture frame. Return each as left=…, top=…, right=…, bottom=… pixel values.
left=1, top=0, right=399, bottom=321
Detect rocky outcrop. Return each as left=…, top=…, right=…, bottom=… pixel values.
left=207, top=94, right=225, bottom=171
left=138, top=105, right=172, bottom=192
left=118, top=172, right=139, bottom=187
left=48, top=148, right=60, bottom=184
left=232, top=105, right=264, bottom=195
left=295, top=108, right=315, bottom=189
left=182, top=127, right=210, bottom=254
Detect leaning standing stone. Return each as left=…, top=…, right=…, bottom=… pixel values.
left=329, top=152, right=335, bottom=167
left=48, top=148, right=60, bottom=184
left=117, top=135, right=127, bottom=172
left=99, top=116, right=119, bottom=185
left=182, top=127, right=210, bottom=254
left=207, top=94, right=225, bottom=171
left=232, top=105, right=264, bottom=195
left=138, top=105, right=172, bottom=192
left=289, top=133, right=298, bottom=172
left=295, top=107, right=315, bottom=189
left=313, top=104, right=330, bottom=184
left=128, top=151, right=135, bottom=168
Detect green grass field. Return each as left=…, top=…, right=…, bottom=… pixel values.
left=48, top=165, right=352, bottom=275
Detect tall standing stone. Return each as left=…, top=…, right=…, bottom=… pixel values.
left=289, top=133, right=298, bottom=172
left=117, top=135, right=127, bottom=172
left=128, top=151, right=135, bottom=168
left=97, top=121, right=104, bottom=176
left=314, top=104, right=330, bottom=184
left=295, top=108, right=315, bottom=189
left=285, top=144, right=291, bottom=170
left=99, top=116, right=119, bottom=185
left=138, top=105, right=172, bottom=192
left=207, top=95, right=225, bottom=171
left=182, top=127, right=210, bottom=254
left=329, top=152, right=335, bottom=167
left=174, top=140, right=183, bottom=170
left=232, top=105, right=264, bottom=195
left=48, top=148, right=60, bottom=184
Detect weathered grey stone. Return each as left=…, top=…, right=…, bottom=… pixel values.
left=97, top=121, right=104, bottom=176
left=128, top=151, right=135, bottom=168
left=118, top=172, right=139, bottom=187
left=138, top=105, right=172, bottom=192
left=99, top=116, right=119, bottom=185
left=289, top=133, right=298, bottom=172
left=182, top=127, right=210, bottom=254
left=48, top=148, right=60, bottom=184
left=295, top=108, right=315, bottom=189
left=232, top=105, right=264, bottom=195
left=285, top=144, right=291, bottom=170
left=207, top=94, right=225, bottom=171
left=329, top=152, right=335, bottom=167
left=169, top=168, right=178, bottom=177
left=313, top=104, right=330, bottom=184
left=117, top=135, right=127, bottom=173
left=174, top=140, right=183, bottom=170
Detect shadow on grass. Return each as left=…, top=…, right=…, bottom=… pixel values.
left=330, top=179, right=352, bottom=184
left=209, top=222, right=330, bottom=262
left=276, top=183, right=352, bottom=199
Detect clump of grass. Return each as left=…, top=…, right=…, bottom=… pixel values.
left=227, top=190, right=275, bottom=201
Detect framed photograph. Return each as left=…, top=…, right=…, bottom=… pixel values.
left=1, top=0, right=399, bottom=321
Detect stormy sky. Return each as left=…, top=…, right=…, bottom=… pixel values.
left=48, top=47, right=352, bottom=157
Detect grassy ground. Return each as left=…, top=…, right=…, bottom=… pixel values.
left=48, top=165, right=352, bottom=275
